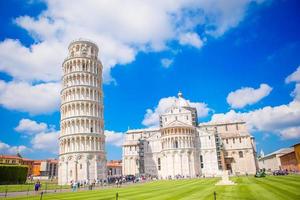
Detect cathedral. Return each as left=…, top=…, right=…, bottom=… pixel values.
left=122, top=92, right=258, bottom=178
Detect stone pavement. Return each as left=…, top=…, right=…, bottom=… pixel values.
left=0, top=182, right=141, bottom=198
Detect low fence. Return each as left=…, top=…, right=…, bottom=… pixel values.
left=0, top=180, right=145, bottom=199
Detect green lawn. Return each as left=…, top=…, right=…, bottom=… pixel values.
left=6, top=175, right=300, bottom=200
left=0, top=182, right=69, bottom=193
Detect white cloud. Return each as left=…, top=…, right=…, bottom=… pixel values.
left=161, top=58, right=174, bottom=68
left=0, top=80, right=60, bottom=115
left=227, top=83, right=272, bottom=109
left=105, top=130, right=124, bottom=147
left=14, top=118, right=59, bottom=154
left=179, top=32, right=203, bottom=48
left=0, top=0, right=265, bottom=84
left=211, top=68, right=300, bottom=140
left=0, top=0, right=266, bottom=114
left=212, top=100, right=300, bottom=133
left=0, top=141, right=31, bottom=155
left=31, top=131, right=59, bottom=154
left=143, top=95, right=210, bottom=127
left=280, top=126, right=300, bottom=140
left=15, top=118, right=48, bottom=134
left=285, top=66, right=300, bottom=83
left=0, top=39, right=65, bottom=82
left=291, top=84, right=300, bottom=101
left=201, top=0, right=266, bottom=37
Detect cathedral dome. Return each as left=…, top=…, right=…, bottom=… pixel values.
left=176, top=91, right=190, bottom=107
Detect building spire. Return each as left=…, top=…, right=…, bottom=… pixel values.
left=178, top=91, right=183, bottom=98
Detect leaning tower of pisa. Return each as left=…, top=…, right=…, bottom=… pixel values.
left=58, top=39, right=106, bottom=185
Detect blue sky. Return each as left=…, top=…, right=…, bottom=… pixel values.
left=0, top=0, right=299, bottom=160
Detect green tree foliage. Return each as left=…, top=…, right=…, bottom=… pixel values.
left=0, top=165, right=28, bottom=184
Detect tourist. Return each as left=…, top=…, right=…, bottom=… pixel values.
left=72, top=181, right=78, bottom=192
left=34, top=181, right=41, bottom=192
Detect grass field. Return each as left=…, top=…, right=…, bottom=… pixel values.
left=5, top=175, right=300, bottom=200
left=0, top=183, right=69, bottom=193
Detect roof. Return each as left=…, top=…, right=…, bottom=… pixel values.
left=0, top=155, right=23, bottom=159
left=260, top=148, right=294, bottom=159
left=127, top=127, right=159, bottom=133
left=292, top=142, right=300, bottom=147
left=176, top=91, right=190, bottom=107
left=199, top=121, right=246, bottom=127
left=22, top=158, right=34, bottom=162
left=219, top=132, right=249, bottom=138
left=107, top=160, right=122, bottom=167
left=163, top=120, right=194, bottom=128
left=68, top=38, right=98, bottom=50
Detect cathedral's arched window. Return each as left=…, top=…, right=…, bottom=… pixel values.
left=239, top=151, right=243, bottom=158
left=174, top=140, right=179, bottom=148
left=200, top=155, right=204, bottom=168
left=158, top=158, right=161, bottom=170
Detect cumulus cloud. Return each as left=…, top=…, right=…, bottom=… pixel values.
left=211, top=66, right=300, bottom=140
left=105, top=130, right=125, bottom=147
left=280, top=126, right=300, bottom=140
left=31, top=131, right=59, bottom=154
left=0, top=39, right=64, bottom=82
left=179, top=32, right=203, bottom=48
left=0, top=80, right=60, bottom=115
left=0, top=0, right=265, bottom=84
left=211, top=101, right=300, bottom=137
left=291, top=84, right=300, bottom=101
left=0, top=141, right=31, bottom=155
left=161, top=58, right=174, bottom=68
left=15, top=118, right=48, bottom=134
left=227, top=84, right=272, bottom=109
left=14, top=118, right=59, bottom=154
left=143, top=95, right=210, bottom=127
left=285, top=66, right=300, bottom=83
left=0, top=0, right=266, bottom=114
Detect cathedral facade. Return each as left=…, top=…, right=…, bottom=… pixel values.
left=122, top=92, right=257, bottom=178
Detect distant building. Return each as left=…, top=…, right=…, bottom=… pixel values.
left=32, top=160, right=58, bottom=179
left=0, top=155, right=34, bottom=176
left=258, top=148, right=294, bottom=171
left=107, top=160, right=122, bottom=178
left=293, top=143, right=300, bottom=171
left=0, top=155, right=23, bottom=165
left=279, top=142, right=300, bottom=172
left=21, top=158, right=34, bottom=176
left=122, top=92, right=258, bottom=178
left=280, top=151, right=297, bottom=172
left=33, top=161, right=41, bottom=176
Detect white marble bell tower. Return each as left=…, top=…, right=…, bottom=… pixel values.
left=58, top=39, right=106, bottom=185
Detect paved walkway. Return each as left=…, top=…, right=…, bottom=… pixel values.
left=0, top=182, right=142, bottom=198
